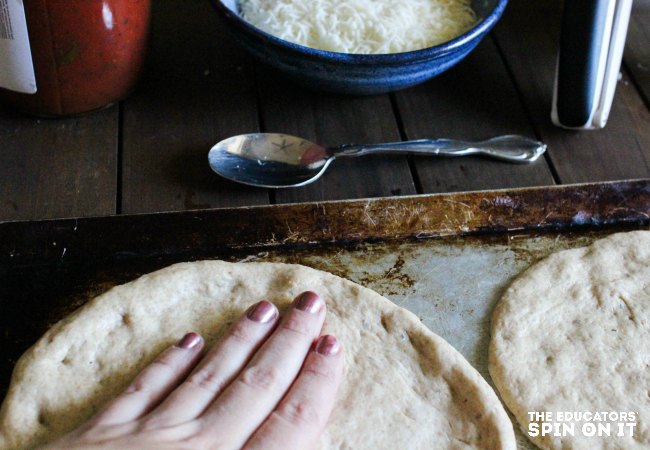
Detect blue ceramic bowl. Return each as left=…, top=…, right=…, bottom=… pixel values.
left=210, top=0, right=508, bottom=95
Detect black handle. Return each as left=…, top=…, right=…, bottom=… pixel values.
left=555, top=0, right=610, bottom=128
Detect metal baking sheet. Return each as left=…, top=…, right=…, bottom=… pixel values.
left=253, top=231, right=623, bottom=448
left=1, top=179, right=649, bottom=448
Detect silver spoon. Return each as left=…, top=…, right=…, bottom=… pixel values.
left=208, top=133, right=546, bottom=188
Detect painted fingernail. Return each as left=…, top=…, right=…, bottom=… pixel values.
left=177, top=332, right=202, bottom=349
left=246, top=300, right=278, bottom=323
left=293, top=291, right=323, bottom=314
left=315, top=335, right=340, bottom=356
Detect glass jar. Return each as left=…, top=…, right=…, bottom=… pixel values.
left=0, top=0, right=151, bottom=117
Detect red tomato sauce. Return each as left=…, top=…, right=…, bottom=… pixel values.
left=0, top=0, right=151, bottom=116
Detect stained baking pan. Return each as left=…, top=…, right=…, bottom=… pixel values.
left=1, top=179, right=649, bottom=448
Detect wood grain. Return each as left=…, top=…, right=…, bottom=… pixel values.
left=120, top=0, right=269, bottom=213
left=0, top=105, right=117, bottom=222
left=394, top=36, right=556, bottom=193
left=1, top=0, right=650, bottom=223
left=493, top=0, right=650, bottom=183
left=257, top=71, right=417, bottom=203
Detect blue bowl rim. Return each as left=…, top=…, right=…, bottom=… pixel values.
left=210, top=0, right=508, bottom=65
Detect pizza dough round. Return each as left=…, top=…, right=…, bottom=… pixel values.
left=489, top=231, right=650, bottom=449
left=0, top=261, right=515, bottom=449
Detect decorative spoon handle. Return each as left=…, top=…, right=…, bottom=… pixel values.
left=333, top=135, right=546, bottom=163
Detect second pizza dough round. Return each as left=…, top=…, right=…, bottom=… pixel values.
left=489, top=231, right=650, bottom=449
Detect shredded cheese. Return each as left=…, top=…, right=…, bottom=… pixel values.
left=239, top=0, right=477, bottom=54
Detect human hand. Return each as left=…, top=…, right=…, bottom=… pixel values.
left=43, top=291, right=343, bottom=450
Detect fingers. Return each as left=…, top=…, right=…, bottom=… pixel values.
left=245, top=335, right=344, bottom=450
left=200, top=291, right=326, bottom=449
left=93, top=332, right=204, bottom=426
left=145, top=300, right=279, bottom=426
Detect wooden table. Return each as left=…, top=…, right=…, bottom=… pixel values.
left=1, top=0, right=649, bottom=223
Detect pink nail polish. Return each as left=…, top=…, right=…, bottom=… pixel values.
left=294, top=291, right=323, bottom=314
left=246, top=300, right=278, bottom=323
left=177, top=332, right=201, bottom=349
left=315, top=335, right=340, bottom=356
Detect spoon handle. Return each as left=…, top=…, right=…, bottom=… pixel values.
left=333, top=135, right=546, bottom=163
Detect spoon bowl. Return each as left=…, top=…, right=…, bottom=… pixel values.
left=208, top=133, right=546, bottom=188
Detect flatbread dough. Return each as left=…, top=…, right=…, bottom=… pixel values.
left=0, top=261, right=515, bottom=449
left=489, top=231, right=650, bottom=449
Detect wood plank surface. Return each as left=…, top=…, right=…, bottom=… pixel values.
left=257, top=72, right=417, bottom=203
left=0, top=105, right=118, bottom=222
left=395, top=36, right=556, bottom=193
left=1, top=0, right=649, bottom=224
left=120, top=0, right=269, bottom=213
left=493, top=0, right=650, bottom=183
left=625, top=0, right=650, bottom=106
